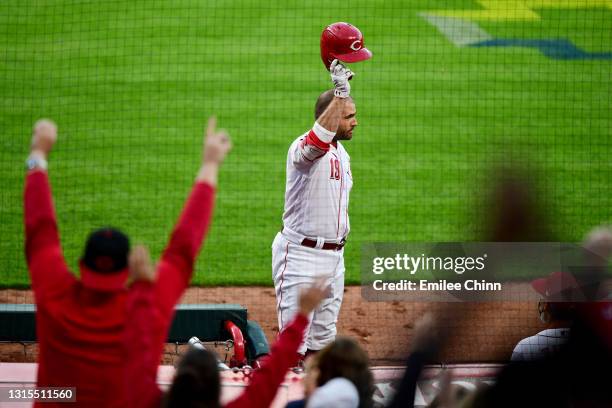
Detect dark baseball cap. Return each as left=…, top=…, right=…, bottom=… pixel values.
left=80, top=227, right=130, bottom=291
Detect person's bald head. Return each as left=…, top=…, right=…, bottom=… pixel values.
left=314, top=90, right=357, bottom=141
left=314, top=90, right=353, bottom=120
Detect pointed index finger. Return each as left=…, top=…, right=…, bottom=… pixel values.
left=206, top=116, right=217, bottom=136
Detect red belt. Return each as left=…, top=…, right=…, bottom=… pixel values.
left=281, top=227, right=346, bottom=251
left=300, top=238, right=345, bottom=251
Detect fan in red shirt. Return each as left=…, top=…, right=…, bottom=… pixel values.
left=23, top=118, right=231, bottom=407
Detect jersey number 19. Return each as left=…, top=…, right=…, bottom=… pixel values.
left=329, top=158, right=341, bottom=180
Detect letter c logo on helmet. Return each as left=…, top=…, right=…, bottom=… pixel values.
left=321, top=22, right=373, bottom=70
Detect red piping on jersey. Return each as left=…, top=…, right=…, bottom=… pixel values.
left=336, top=157, right=344, bottom=238
left=344, top=167, right=350, bottom=237
left=278, top=242, right=290, bottom=333
left=344, top=206, right=349, bottom=237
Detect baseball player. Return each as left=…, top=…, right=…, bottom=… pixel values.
left=272, top=59, right=360, bottom=356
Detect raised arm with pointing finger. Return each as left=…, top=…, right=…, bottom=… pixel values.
left=153, top=117, right=232, bottom=323
left=146, top=117, right=232, bottom=380
left=123, top=116, right=232, bottom=407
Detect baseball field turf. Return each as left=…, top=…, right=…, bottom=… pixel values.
left=1, top=1, right=610, bottom=287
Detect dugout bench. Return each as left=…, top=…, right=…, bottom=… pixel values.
left=0, top=303, right=269, bottom=368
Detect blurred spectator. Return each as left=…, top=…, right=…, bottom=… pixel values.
left=307, top=378, right=360, bottom=408
left=484, top=169, right=551, bottom=242
left=511, top=226, right=612, bottom=362
left=23, top=118, right=230, bottom=407
left=481, top=313, right=612, bottom=407
left=510, top=271, right=578, bottom=361
left=387, top=314, right=441, bottom=408
left=426, top=370, right=472, bottom=408
left=575, top=226, right=612, bottom=352
left=165, top=348, right=222, bottom=408
left=582, top=226, right=612, bottom=264
left=126, top=254, right=329, bottom=408
left=485, top=226, right=612, bottom=406
left=287, top=336, right=373, bottom=408
left=304, top=337, right=373, bottom=408
left=579, top=226, right=612, bottom=300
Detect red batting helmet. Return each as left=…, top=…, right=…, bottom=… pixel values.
left=320, top=22, right=372, bottom=70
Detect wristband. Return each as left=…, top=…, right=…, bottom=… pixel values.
left=313, top=121, right=336, bottom=144
left=25, top=155, right=48, bottom=171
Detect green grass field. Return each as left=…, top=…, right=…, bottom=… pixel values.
left=1, top=1, right=610, bottom=287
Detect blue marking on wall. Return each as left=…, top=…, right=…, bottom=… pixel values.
left=471, top=38, right=612, bottom=60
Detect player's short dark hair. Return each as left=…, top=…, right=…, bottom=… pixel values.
left=315, top=90, right=354, bottom=120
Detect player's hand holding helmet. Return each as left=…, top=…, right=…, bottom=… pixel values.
left=330, top=59, right=354, bottom=99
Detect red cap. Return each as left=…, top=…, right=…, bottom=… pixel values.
left=80, top=261, right=129, bottom=292
left=532, top=271, right=581, bottom=299
left=321, top=22, right=372, bottom=70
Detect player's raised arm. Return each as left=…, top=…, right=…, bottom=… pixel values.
left=155, top=117, right=232, bottom=317
left=291, top=60, right=353, bottom=169
left=24, top=119, right=75, bottom=301
left=317, top=59, right=353, bottom=133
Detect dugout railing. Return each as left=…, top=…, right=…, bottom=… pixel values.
left=0, top=303, right=270, bottom=368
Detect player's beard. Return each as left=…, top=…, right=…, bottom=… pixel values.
left=336, top=127, right=354, bottom=140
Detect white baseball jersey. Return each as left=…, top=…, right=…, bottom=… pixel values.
left=272, top=125, right=353, bottom=354
left=510, top=328, right=570, bottom=361
left=282, top=130, right=353, bottom=240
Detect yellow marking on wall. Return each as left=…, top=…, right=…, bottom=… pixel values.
left=526, top=1, right=611, bottom=9
left=428, top=1, right=612, bottom=21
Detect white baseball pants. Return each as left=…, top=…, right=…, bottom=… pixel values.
left=271, top=231, right=345, bottom=354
